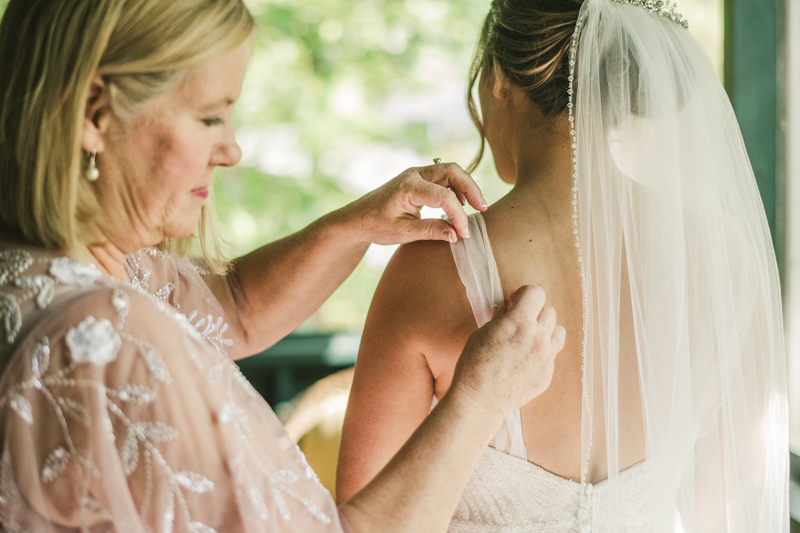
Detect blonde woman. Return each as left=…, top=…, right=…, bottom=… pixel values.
left=0, top=0, right=567, bottom=532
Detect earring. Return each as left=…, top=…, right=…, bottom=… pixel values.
left=86, top=151, right=99, bottom=181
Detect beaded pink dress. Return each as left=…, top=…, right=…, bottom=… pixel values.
left=0, top=246, right=347, bottom=532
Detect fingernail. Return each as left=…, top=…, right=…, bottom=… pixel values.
left=491, top=304, right=499, bottom=312
left=480, top=197, right=489, bottom=208
left=445, top=232, right=456, bottom=243
left=464, top=228, right=470, bottom=239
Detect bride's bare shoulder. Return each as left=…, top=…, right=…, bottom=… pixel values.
left=367, top=239, right=475, bottom=348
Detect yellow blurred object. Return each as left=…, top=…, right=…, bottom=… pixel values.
left=278, top=368, right=354, bottom=499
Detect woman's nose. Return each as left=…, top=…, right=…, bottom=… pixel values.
left=212, top=138, right=243, bottom=168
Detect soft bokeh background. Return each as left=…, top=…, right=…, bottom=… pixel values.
left=0, top=0, right=723, bottom=332
left=221, top=0, right=724, bottom=333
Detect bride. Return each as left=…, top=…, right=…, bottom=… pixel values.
left=337, top=0, right=789, bottom=531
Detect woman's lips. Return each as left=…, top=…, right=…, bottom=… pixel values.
left=191, top=187, right=209, bottom=199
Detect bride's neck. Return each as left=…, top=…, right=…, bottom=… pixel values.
left=504, top=114, right=573, bottom=217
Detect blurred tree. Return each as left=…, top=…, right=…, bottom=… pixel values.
left=219, top=0, right=723, bottom=333
left=0, top=0, right=721, bottom=333
left=221, top=0, right=509, bottom=332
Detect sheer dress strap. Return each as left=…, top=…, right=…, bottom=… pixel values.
left=449, top=214, right=527, bottom=461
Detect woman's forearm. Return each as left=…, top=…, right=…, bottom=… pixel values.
left=230, top=206, right=369, bottom=354
left=338, top=387, right=503, bottom=533
left=218, top=165, right=486, bottom=357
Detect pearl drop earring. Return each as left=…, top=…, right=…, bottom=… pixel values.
left=86, top=151, right=99, bottom=181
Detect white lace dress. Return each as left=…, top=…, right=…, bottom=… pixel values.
left=0, top=247, right=346, bottom=532
left=447, top=214, right=649, bottom=533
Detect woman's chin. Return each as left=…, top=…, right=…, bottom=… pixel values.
left=162, top=216, right=203, bottom=240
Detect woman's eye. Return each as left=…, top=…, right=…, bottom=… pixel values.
left=202, top=117, right=223, bottom=126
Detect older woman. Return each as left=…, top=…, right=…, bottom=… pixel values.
left=0, top=0, right=566, bottom=532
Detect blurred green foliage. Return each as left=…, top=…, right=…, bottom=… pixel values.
left=0, top=0, right=720, bottom=334
left=220, top=0, right=511, bottom=332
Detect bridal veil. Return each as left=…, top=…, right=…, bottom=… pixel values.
left=568, top=0, right=789, bottom=530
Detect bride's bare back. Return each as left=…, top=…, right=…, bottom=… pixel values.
left=337, top=177, right=645, bottom=502
left=336, top=2, right=649, bottom=498
left=337, top=59, right=648, bottom=502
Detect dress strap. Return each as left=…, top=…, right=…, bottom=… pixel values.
left=449, top=213, right=527, bottom=460
left=449, top=214, right=502, bottom=328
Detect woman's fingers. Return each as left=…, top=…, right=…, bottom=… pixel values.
left=453, top=285, right=565, bottom=417
left=401, top=218, right=458, bottom=244
left=537, top=305, right=556, bottom=329
left=410, top=179, right=470, bottom=240
left=552, top=325, right=567, bottom=351
left=350, top=163, right=486, bottom=245
left=506, top=285, right=547, bottom=323
left=419, top=163, right=488, bottom=212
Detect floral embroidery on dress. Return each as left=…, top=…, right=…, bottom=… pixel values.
left=128, top=249, right=233, bottom=353
left=128, top=253, right=153, bottom=292
left=0, top=252, right=103, bottom=344
left=66, top=316, right=121, bottom=366
left=0, top=311, right=218, bottom=531
left=187, top=311, right=234, bottom=357
left=14, top=275, right=55, bottom=309
left=0, top=249, right=335, bottom=532
left=49, top=257, right=101, bottom=286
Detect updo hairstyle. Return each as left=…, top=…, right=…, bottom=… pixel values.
left=0, top=0, right=255, bottom=273
left=467, top=0, right=583, bottom=171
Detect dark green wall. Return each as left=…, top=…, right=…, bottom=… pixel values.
left=724, top=0, right=781, bottom=249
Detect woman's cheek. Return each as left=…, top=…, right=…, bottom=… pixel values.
left=160, top=127, right=212, bottom=189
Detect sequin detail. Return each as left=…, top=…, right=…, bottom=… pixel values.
left=14, top=276, right=54, bottom=309
left=57, top=397, right=91, bottom=426
left=66, top=316, right=121, bottom=366
left=8, top=392, right=32, bottom=425
left=0, top=249, right=335, bottom=530
left=117, top=384, right=156, bottom=404
left=49, top=257, right=101, bottom=286
left=41, top=447, right=70, bottom=482
left=0, top=250, right=33, bottom=285
left=0, top=291, right=21, bottom=344
left=610, top=0, right=688, bottom=28
left=81, top=496, right=112, bottom=521
left=175, top=471, right=214, bottom=493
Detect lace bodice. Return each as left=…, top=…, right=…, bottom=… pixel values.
left=451, top=447, right=648, bottom=533
left=0, top=247, right=345, bottom=532
left=448, top=215, right=650, bottom=533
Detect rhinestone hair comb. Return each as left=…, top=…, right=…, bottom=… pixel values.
left=611, top=0, right=689, bottom=28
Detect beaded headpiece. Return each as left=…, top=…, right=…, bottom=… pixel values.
left=611, top=0, right=689, bottom=28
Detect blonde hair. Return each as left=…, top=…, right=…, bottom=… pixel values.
left=0, top=0, right=255, bottom=273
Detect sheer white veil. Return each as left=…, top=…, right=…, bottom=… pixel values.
left=567, top=0, right=789, bottom=530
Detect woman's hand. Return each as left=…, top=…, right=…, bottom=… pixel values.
left=450, top=285, right=566, bottom=422
left=342, top=162, right=488, bottom=245
left=217, top=162, right=487, bottom=357
left=339, top=284, right=565, bottom=533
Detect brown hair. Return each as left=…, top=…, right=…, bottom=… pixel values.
left=467, top=0, right=583, bottom=172
left=0, top=0, right=254, bottom=273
